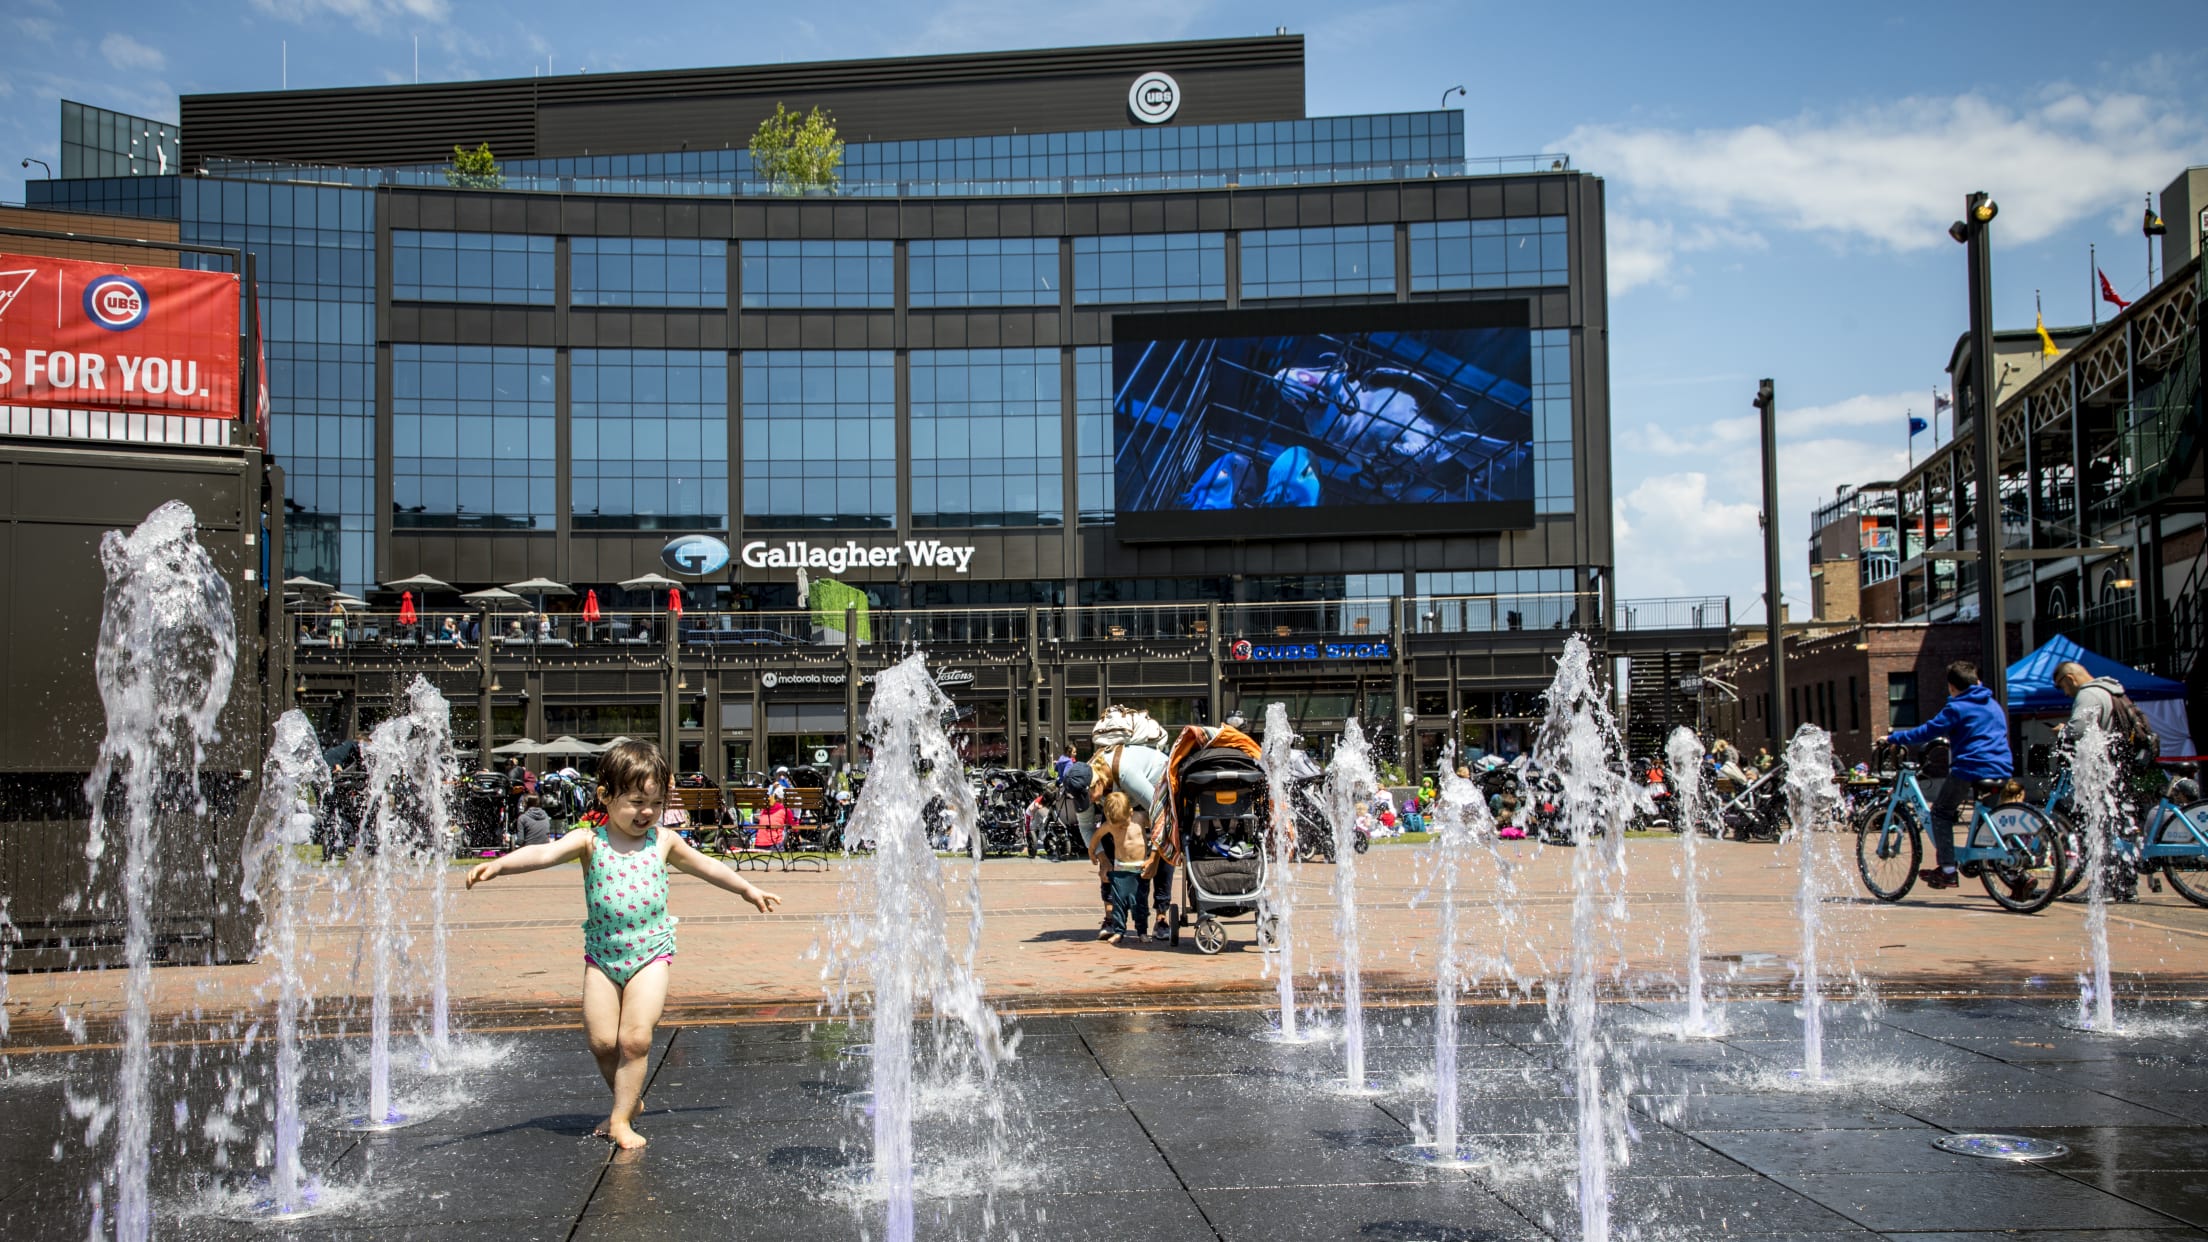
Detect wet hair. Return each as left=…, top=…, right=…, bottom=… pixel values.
left=1946, top=661, right=1980, bottom=691
left=595, top=739, right=671, bottom=808
left=1099, top=790, right=1132, bottom=826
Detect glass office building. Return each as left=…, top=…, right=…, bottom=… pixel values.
left=22, top=35, right=1652, bottom=775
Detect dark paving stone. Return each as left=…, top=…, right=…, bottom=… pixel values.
left=1634, top=1092, right=1939, bottom=1132
left=1881, top=1219, right=2208, bottom=1228
left=1491, top=1172, right=1867, bottom=1238
left=1196, top=1180, right=1553, bottom=1241
left=1129, top=1096, right=1419, bottom=1191
left=1769, top=1169, right=2178, bottom=1232
left=1899, top=1089, right=2199, bottom=1130
left=2013, top=1125, right=2208, bottom=1173
left=1878, top=1232, right=2208, bottom=1241
left=574, top=1187, right=1218, bottom=1242
left=2060, top=1172, right=2208, bottom=1231
left=1692, top=1127, right=2017, bottom=1177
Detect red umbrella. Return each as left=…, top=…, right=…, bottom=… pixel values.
left=581, top=589, right=602, bottom=623
left=667, top=587, right=683, bottom=617
left=398, top=591, right=418, bottom=626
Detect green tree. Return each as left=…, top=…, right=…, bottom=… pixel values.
left=748, top=103, right=843, bottom=194
left=445, top=142, right=503, bottom=189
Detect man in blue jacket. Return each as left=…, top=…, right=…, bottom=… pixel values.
left=1882, top=660, right=2013, bottom=889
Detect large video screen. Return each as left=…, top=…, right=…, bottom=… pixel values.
left=1113, top=301, right=1536, bottom=541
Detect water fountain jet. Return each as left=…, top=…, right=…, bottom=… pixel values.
left=81, top=500, right=238, bottom=1242
left=237, top=711, right=333, bottom=1220
left=1665, top=728, right=1719, bottom=1036
left=1325, top=720, right=1378, bottom=1092
left=1782, top=724, right=1842, bottom=1081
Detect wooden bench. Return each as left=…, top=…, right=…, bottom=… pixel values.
left=715, top=785, right=836, bottom=871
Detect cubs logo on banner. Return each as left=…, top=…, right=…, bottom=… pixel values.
left=0, top=252, right=242, bottom=419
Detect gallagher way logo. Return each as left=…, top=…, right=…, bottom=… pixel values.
left=1128, top=71, right=1180, bottom=124
left=661, top=534, right=732, bottom=577
left=741, top=539, right=975, bottom=574
left=83, top=274, right=149, bottom=331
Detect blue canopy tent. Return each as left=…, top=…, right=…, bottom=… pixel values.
left=2005, top=634, right=2194, bottom=756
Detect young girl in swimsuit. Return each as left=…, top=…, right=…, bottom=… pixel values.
left=466, top=739, right=781, bottom=1148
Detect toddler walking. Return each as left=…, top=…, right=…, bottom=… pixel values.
left=1090, top=791, right=1150, bottom=945
left=467, top=740, right=781, bottom=1148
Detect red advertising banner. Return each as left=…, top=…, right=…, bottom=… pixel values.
left=0, top=252, right=241, bottom=419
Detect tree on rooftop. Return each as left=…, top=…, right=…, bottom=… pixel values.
left=748, top=104, right=843, bottom=194
left=445, top=142, right=503, bottom=189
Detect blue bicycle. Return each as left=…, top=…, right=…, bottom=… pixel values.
left=1855, top=741, right=2067, bottom=913
left=2036, top=751, right=2208, bottom=909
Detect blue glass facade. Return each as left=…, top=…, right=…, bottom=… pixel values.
left=390, top=345, right=558, bottom=529
left=1530, top=329, right=1574, bottom=515
left=571, top=350, right=727, bottom=529
left=739, top=240, right=894, bottom=309
left=392, top=231, right=555, bottom=303
left=1072, top=233, right=1226, bottom=304
left=23, top=100, right=1594, bottom=597
left=1074, top=347, right=1114, bottom=522
left=907, top=239, right=1058, bottom=307
left=1240, top=224, right=1394, bottom=299
left=175, top=178, right=376, bottom=589
left=909, top=349, right=1062, bottom=528
left=1409, top=217, right=1569, bottom=290
left=572, top=238, right=727, bottom=307
left=740, top=350, right=895, bottom=529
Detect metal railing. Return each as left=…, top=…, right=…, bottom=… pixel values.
left=1612, top=596, right=1730, bottom=632
left=293, top=592, right=1731, bottom=657
left=195, top=154, right=1573, bottom=200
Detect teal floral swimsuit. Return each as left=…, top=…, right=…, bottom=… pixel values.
left=581, top=822, right=677, bottom=985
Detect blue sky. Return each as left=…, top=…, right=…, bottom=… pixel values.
left=6, top=0, right=2204, bottom=615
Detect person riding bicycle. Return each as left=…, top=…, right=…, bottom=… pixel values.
left=1882, top=660, right=2011, bottom=890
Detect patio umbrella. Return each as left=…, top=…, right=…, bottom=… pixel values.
left=459, top=587, right=527, bottom=606
left=489, top=738, right=545, bottom=756
left=668, top=587, right=683, bottom=618
left=327, top=594, right=369, bottom=609
left=541, top=736, right=597, bottom=757
left=505, top=577, right=573, bottom=597
left=618, top=572, right=681, bottom=591
left=398, top=591, right=418, bottom=626
left=581, top=589, right=602, bottom=623
left=282, top=575, right=335, bottom=594
left=383, top=573, right=453, bottom=593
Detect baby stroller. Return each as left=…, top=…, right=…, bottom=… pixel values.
left=1165, top=725, right=1270, bottom=954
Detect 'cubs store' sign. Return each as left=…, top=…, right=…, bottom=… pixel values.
left=0, top=252, right=242, bottom=419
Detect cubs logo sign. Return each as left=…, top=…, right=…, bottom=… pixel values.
left=83, top=274, right=149, bottom=331
left=0, top=251, right=240, bottom=419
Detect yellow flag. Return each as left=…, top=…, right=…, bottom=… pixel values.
left=2036, top=313, right=2059, bottom=356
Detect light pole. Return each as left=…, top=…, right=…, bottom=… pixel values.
left=1754, top=379, right=1786, bottom=755
left=19, top=157, right=53, bottom=179
left=1440, top=85, right=1465, bottom=109
left=1949, top=191, right=2006, bottom=702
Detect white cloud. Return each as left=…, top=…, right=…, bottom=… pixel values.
left=100, top=33, right=165, bottom=71
left=1613, top=396, right=1916, bottom=612
left=248, top=0, right=451, bottom=33
left=1626, top=390, right=1922, bottom=459
left=1569, top=89, right=2201, bottom=290
left=15, top=16, right=56, bottom=40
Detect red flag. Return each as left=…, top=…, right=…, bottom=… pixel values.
left=667, top=588, right=683, bottom=617
left=2098, top=269, right=2131, bottom=311
left=398, top=590, right=417, bottom=626
left=582, top=589, right=602, bottom=623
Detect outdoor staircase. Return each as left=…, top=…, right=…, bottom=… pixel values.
left=1624, top=648, right=1703, bottom=761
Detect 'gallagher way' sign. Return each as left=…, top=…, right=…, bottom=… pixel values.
left=741, top=539, right=975, bottom=574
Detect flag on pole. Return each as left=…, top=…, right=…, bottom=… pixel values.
left=2098, top=269, right=2131, bottom=311
left=1932, top=391, right=1952, bottom=415
left=2035, top=291, right=2059, bottom=357
left=1909, top=414, right=1928, bottom=437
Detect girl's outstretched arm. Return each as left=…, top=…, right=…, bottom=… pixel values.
left=664, top=832, right=782, bottom=912
left=467, top=827, right=592, bottom=889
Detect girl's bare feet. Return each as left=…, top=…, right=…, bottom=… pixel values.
left=606, top=1122, right=648, bottom=1150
